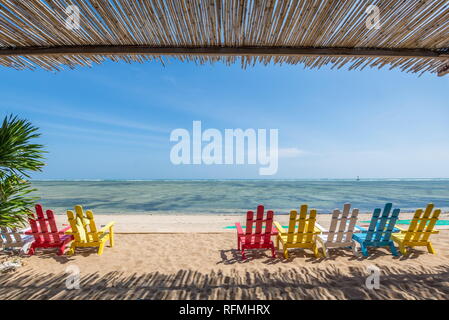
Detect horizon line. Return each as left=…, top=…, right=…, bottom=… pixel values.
left=31, top=178, right=449, bottom=182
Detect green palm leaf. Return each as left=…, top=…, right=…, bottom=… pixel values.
left=0, top=115, right=46, bottom=227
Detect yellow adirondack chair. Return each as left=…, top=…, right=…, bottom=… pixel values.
left=391, top=203, right=440, bottom=255
left=274, top=205, right=322, bottom=258
left=66, top=205, right=115, bottom=256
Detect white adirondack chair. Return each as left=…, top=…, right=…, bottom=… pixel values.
left=316, top=203, right=359, bottom=257
left=0, top=227, right=34, bottom=254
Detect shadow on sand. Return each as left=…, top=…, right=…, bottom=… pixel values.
left=1, top=263, right=448, bottom=300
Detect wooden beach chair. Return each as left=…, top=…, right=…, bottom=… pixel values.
left=391, top=203, right=440, bottom=255
left=235, top=205, right=278, bottom=260
left=25, top=204, right=73, bottom=255
left=352, top=203, right=400, bottom=257
left=0, top=227, right=34, bottom=253
left=274, top=204, right=322, bottom=259
left=316, top=203, right=359, bottom=257
left=66, top=205, right=115, bottom=256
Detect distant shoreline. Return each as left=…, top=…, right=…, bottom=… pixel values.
left=29, top=180, right=449, bottom=214
left=31, top=178, right=449, bottom=182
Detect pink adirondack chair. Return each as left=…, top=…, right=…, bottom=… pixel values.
left=25, top=204, right=74, bottom=255
left=235, top=205, right=278, bottom=260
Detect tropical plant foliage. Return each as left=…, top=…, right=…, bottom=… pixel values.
left=0, top=115, right=45, bottom=227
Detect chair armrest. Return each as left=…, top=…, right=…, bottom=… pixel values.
left=235, top=222, right=244, bottom=236
left=273, top=221, right=286, bottom=234
left=19, top=228, right=32, bottom=235
left=270, top=226, right=278, bottom=235
left=59, top=226, right=72, bottom=233
left=394, top=225, right=407, bottom=232
left=355, top=225, right=368, bottom=232
left=99, top=221, right=115, bottom=234
left=314, top=223, right=327, bottom=233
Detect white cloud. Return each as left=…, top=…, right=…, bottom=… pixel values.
left=278, top=148, right=308, bottom=158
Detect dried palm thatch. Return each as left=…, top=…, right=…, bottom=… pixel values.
left=0, top=0, right=448, bottom=75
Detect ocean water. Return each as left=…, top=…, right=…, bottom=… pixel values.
left=30, top=180, right=449, bottom=215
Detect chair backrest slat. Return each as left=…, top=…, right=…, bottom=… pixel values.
left=366, top=208, right=382, bottom=241
left=244, top=205, right=274, bottom=245
left=46, top=210, right=61, bottom=243
left=325, top=204, right=359, bottom=244
left=373, top=204, right=391, bottom=242
left=403, top=204, right=441, bottom=242
left=366, top=203, right=400, bottom=242
left=86, top=210, right=99, bottom=242
left=67, top=210, right=82, bottom=242
left=67, top=206, right=101, bottom=243
left=287, top=210, right=297, bottom=243
left=253, top=205, right=264, bottom=245
left=28, top=204, right=63, bottom=244
left=382, top=209, right=400, bottom=241
left=304, top=209, right=317, bottom=243
left=335, top=203, right=350, bottom=242
left=263, top=210, right=274, bottom=244
left=245, top=210, right=254, bottom=244
left=421, top=209, right=441, bottom=242
left=411, top=204, right=431, bottom=242
left=326, top=209, right=340, bottom=243
left=286, top=205, right=317, bottom=244
left=0, top=227, right=24, bottom=247
left=296, top=205, right=308, bottom=243
left=403, top=209, right=423, bottom=241
left=0, top=227, right=13, bottom=245
left=345, top=209, right=359, bottom=242
left=36, top=204, right=51, bottom=243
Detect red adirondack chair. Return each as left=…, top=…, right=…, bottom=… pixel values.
left=25, top=204, right=74, bottom=255
left=235, top=205, right=278, bottom=260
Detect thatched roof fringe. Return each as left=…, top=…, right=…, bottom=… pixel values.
left=0, top=0, right=448, bottom=75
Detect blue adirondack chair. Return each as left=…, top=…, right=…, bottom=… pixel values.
left=352, top=203, right=400, bottom=257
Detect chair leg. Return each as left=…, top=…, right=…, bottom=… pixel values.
left=312, top=244, right=320, bottom=258
left=97, top=242, right=106, bottom=256
left=27, top=243, right=36, bottom=256
left=360, top=244, right=369, bottom=257
left=67, top=242, right=76, bottom=255
left=58, top=242, right=68, bottom=256
left=398, top=243, right=407, bottom=256
left=316, top=237, right=327, bottom=257
left=283, top=246, right=289, bottom=259
left=321, top=242, right=328, bottom=258
left=241, top=248, right=246, bottom=260
left=389, top=243, right=399, bottom=256
left=21, top=241, right=33, bottom=255
left=352, top=240, right=359, bottom=256
left=427, top=242, right=436, bottom=254
left=109, top=227, right=114, bottom=247
left=237, top=237, right=241, bottom=251
left=270, top=244, right=276, bottom=258
left=276, top=236, right=280, bottom=249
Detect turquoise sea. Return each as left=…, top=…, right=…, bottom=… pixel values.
left=30, top=180, right=449, bottom=215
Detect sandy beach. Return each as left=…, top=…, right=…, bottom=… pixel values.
left=47, top=211, right=449, bottom=233
left=1, top=213, right=448, bottom=300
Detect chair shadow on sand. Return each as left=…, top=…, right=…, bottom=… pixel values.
left=0, top=247, right=105, bottom=264
left=1, top=264, right=449, bottom=300
left=217, top=244, right=428, bottom=265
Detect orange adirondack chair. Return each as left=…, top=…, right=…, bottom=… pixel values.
left=235, top=205, right=278, bottom=260
left=26, top=204, right=74, bottom=255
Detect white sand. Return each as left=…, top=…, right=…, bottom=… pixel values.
left=53, top=212, right=449, bottom=233
left=1, top=213, right=448, bottom=300
left=1, top=230, right=448, bottom=300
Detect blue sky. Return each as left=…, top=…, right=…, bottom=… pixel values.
left=1, top=60, right=448, bottom=179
